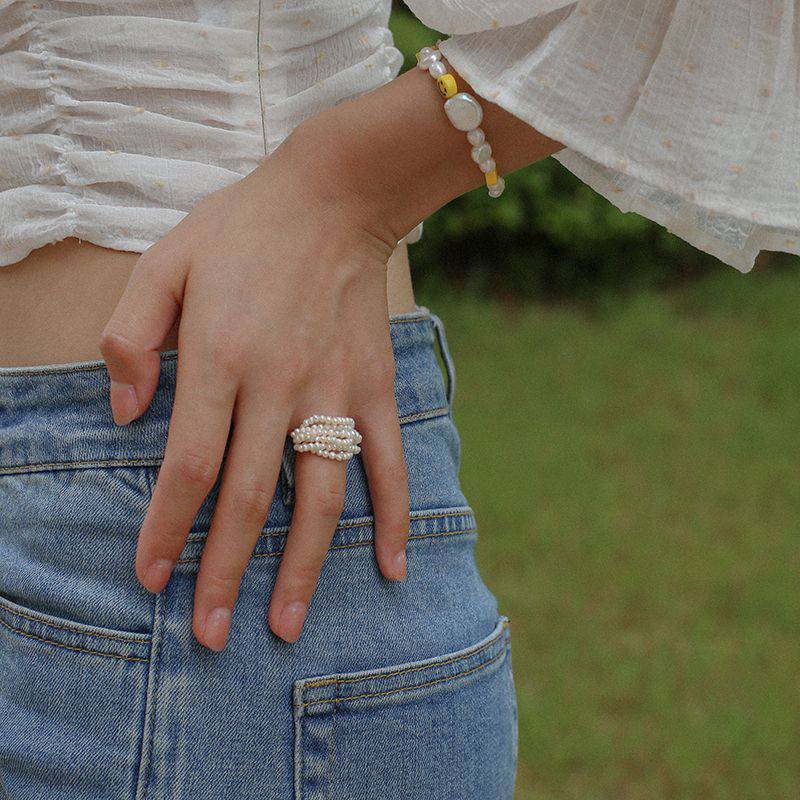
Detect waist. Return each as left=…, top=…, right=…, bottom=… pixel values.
left=0, top=308, right=466, bottom=524
left=0, top=237, right=416, bottom=366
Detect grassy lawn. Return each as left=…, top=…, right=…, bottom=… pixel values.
left=415, top=268, right=800, bottom=800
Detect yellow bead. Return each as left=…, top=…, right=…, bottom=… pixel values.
left=437, top=73, right=458, bottom=98
left=485, top=169, right=499, bottom=186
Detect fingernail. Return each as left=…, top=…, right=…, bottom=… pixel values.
left=110, top=381, right=139, bottom=425
left=277, top=601, right=308, bottom=643
left=203, top=607, right=232, bottom=652
left=392, top=550, right=407, bottom=581
left=143, top=558, right=174, bottom=593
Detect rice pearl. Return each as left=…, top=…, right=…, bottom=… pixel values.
left=471, top=143, right=492, bottom=164
left=417, top=51, right=441, bottom=70
left=478, top=158, right=496, bottom=174
left=428, top=60, right=447, bottom=78
left=467, top=128, right=485, bottom=146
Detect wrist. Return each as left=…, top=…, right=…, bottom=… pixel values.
left=281, top=66, right=481, bottom=248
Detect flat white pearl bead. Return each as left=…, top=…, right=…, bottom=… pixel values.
left=444, top=92, right=483, bottom=132
left=428, top=60, right=447, bottom=78
left=488, top=176, right=506, bottom=197
left=478, top=158, right=496, bottom=174
left=467, top=128, right=485, bottom=146
left=471, top=143, right=492, bottom=164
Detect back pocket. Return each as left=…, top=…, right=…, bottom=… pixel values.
left=293, top=616, right=517, bottom=800
left=0, top=595, right=151, bottom=800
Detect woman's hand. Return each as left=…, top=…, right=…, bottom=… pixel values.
left=99, top=126, right=410, bottom=651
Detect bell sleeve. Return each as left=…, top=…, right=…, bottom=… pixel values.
left=403, top=0, right=800, bottom=272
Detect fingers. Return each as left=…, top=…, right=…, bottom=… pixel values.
left=135, top=344, right=237, bottom=594
left=100, top=247, right=185, bottom=425
left=192, top=401, right=290, bottom=651
left=357, top=396, right=410, bottom=582
left=268, top=450, right=347, bottom=643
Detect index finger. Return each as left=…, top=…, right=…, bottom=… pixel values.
left=135, top=343, right=236, bottom=593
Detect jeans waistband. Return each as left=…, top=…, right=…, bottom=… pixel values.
left=0, top=306, right=456, bottom=475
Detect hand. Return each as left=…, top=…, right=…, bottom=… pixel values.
left=100, top=127, right=410, bottom=651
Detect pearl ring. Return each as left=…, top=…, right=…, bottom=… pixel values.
left=290, top=415, right=362, bottom=462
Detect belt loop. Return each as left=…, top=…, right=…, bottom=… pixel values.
left=280, top=436, right=296, bottom=507
left=429, top=311, right=457, bottom=412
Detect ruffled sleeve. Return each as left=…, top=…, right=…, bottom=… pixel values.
left=403, top=0, right=800, bottom=272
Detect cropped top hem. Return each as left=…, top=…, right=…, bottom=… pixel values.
left=0, top=0, right=403, bottom=266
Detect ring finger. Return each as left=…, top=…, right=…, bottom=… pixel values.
left=267, top=421, right=349, bottom=643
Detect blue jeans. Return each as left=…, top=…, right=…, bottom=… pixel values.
left=0, top=307, right=517, bottom=800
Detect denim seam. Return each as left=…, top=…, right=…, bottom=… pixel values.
left=0, top=405, right=449, bottom=474
left=0, top=616, right=148, bottom=662
left=137, top=586, right=166, bottom=800
left=304, top=620, right=509, bottom=689
left=176, top=526, right=476, bottom=565
left=397, top=406, right=449, bottom=424
left=0, top=599, right=148, bottom=644
left=185, top=507, right=475, bottom=543
left=301, top=644, right=508, bottom=709
left=0, top=457, right=163, bottom=476
left=326, top=701, right=337, bottom=800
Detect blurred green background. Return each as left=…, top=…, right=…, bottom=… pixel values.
left=391, top=6, right=800, bottom=800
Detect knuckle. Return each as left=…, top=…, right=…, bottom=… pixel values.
left=227, top=481, right=275, bottom=519
left=98, top=327, right=135, bottom=361
left=173, top=450, right=218, bottom=489
left=198, top=565, right=239, bottom=594
left=207, top=337, right=246, bottom=378
left=306, top=483, right=346, bottom=520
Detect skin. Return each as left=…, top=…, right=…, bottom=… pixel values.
left=1, top=61, right=564, bottom=650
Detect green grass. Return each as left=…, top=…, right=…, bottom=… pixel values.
left=415, top=267, right=800, bottom=800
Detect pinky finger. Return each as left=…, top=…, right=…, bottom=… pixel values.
left=357, top=398, right=410, bottom=582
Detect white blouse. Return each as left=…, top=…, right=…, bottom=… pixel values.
left=1, top=0, right=795, bottom=272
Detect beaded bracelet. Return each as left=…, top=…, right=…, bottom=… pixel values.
left=416, top=45, right=505, bottom=198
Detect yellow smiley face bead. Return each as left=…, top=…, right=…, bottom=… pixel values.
left=437, top=73, right=458, bottom=98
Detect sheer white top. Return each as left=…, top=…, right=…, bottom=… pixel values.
left=1, top=0, right=794, bottom=271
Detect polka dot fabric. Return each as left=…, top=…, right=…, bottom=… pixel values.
left=0, top=1, right=403, bottom=266
left=407, top=0, right=799, bottom=271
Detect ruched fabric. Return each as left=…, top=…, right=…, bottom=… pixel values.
left=407, top=0, right=800, bottom=272
left=0, top=1, right=403, bottom=267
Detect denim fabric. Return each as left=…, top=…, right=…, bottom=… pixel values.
left=0, top=307, right=517, bottom=800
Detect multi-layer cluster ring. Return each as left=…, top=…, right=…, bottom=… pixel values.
left=290, top=415, right=362, bottom=462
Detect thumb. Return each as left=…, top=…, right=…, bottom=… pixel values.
left=100, top=249, right=185, bottom=425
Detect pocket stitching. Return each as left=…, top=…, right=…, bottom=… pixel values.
left=300, top=642, right=508, bottom=709
left=0, top=615, right=148, bottom=663
left=0, top=597, right=148, bottom=644
left=305, top=618, right=508, bottom=689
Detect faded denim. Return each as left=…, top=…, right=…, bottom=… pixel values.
left=0, top=307, right=517, bottom=800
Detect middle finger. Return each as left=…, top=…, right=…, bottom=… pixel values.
left=267, top=441, right=348, bottom=643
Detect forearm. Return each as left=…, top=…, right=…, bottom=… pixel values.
left=280, top=60, right=565, bottom=247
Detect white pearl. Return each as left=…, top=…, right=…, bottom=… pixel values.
left=467, top=128, right=485, bottom=146
left=488, top=176, right=506, bottom=197
left=417, top=52, right=441, bottom=70
left=444, top=92, right=483, bottom=132
left=478, top=158, right=496, bottom=174
left=428, top=60, right=447, bottom=78
left=471, top=143, right=492, bottom=164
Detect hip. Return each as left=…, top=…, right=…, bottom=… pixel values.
left=0, top=308, right=517, bottom=800
left=0, top=237, right=416, bottom=366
